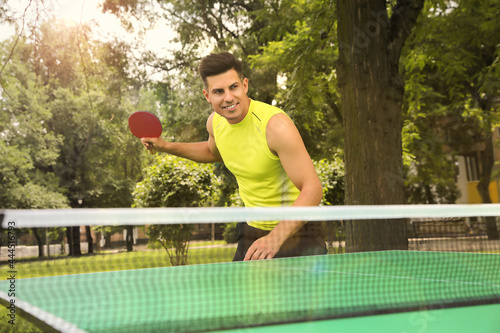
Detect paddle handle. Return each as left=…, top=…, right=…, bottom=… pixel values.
left=147, top=143, right=157, bottom=155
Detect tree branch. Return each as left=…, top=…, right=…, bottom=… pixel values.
left=0, top=0, right=34, bottom=103
left=387, top=0, right=425, bottom=65
left=326, top=91, right=343, bottom=124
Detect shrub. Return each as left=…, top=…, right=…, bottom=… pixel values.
left=133, top=155, right=220, bottom=265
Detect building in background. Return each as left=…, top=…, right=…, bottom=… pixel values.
left=455, top=127, right=500, bottom=204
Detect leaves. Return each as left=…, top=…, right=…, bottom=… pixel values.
left=0, top=20, right=147, bottom=209
left=401, top=0, right=500, bottom=203
left=314, top=157, right=345, bottom=206
left=132, top=155, right=220, bottom=265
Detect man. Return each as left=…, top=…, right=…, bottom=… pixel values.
left=141, top=52, right=326, bottom=261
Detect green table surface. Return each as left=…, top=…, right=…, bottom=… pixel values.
left=220, top=303, right=500, bottom=333
left=1, top=251, right=499, bottom=332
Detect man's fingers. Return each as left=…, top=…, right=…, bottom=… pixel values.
left=141, top=138, right=156, bottom=153
left=243, top=247, right=255, bottom=261
left=244, top=238, right=278, bottom=261
left=244, top=243, right=259, bottom=261
left=265, top=252, right=275, bottom=260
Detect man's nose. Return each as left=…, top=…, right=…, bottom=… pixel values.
left=223, top=90, right=234, bottom=102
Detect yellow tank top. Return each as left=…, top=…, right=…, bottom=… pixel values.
left=212, top=100, right=300, bottom=230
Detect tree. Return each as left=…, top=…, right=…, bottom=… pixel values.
left=402, top=0, right=500, bottom=239
left=102, top=0, right=285, bottom=103
left=336, top=1, right=425, bottom=252
left=34, top=21, right=146, bottom=255
left=0, top=141, right=69, bottom=257
left=133, top=155, right=220, bottom=265
left=155, top=69, right=213, bottom=143
left=0, top=35, right=70, bottom=257
left=1, top=19, right=148, bottom=254
left=401, top=114, right=460, bottom=204
left=248, top=0, right=343, bottom=159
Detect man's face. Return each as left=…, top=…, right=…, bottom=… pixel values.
left=203, top=69, right=250, bottom=124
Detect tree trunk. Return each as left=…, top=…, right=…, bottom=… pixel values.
left=126, top=226, right=134, bottom=252
left=85, top=226, right=94, bottom=254
left=32, top=228, right=43, bottom=258
left=476, top=132, right=500, bottom=240
left=66, top=226, right=82, bottom=257
left=337, top=0, right=424, bottom=252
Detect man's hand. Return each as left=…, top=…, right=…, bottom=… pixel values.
left=141, top=137, right=162, bottom=154
left=244, top=234, right=283, bottom=261
left=243, top=221, right=307, bottom=260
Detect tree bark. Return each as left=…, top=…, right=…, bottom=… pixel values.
left=32, top=228, right=43, bottom=258
left=337, top=0, right=424, bottom=252
left=126, top=226, right=134, bottom=252
left=66, top=226, right=82, bottom=257
left=476, top=132, right=500, bottom=240
left=85, top=226, right=94, bottom=254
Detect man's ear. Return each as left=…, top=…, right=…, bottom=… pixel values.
left=243, top=78, right=249, bottom=94
left=203, top=89, right=211, bottom=103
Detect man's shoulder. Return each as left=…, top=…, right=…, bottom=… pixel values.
left=211, top=111, right=225, bottom=129
left=250, top=100, right=285, bottom=120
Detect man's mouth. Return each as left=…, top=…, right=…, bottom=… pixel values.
left=222, top=103, right=238, bottom=110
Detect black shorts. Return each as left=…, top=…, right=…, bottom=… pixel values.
left=232, top=222, right=327, bottom=261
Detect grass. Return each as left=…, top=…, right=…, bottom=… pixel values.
left=1, top=246, right=235, bottom=279
left=191, top=240, right=226, bottom=247
left=0, top=246, right=235, bottom=332
left=0, top=307, right=42, bottom=333
left=147, top=239, right=227, bottom=250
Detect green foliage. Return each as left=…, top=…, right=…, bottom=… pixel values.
left=133, top=155, right=219, bottom=208
left=401, top=0, right=500, bottom=204
left=213, top=163, right=239, bottom=208
left=249, top=1, right=342, bottom=159
left=158, top=70, right=212, bottom=143
left=0, top=129, right=68, bottom=209
left=0, top=20, right=147, bottom=211
left=133, top=155, right=220, bottom=265
left=145, top=224, right=194, bottom=266
left=222, top=223, right=238, bottom=244
left=8, top=183, right=69, bottom=209
left=314, top=157, right=345, bottom=206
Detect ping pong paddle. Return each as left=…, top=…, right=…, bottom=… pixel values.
left=128, top=111, right=162, bottom=155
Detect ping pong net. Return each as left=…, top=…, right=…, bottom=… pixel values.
left=1, top=205, right=499, bottom=332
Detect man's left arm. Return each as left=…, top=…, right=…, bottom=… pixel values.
left=243, top=113, right=323, bottom=260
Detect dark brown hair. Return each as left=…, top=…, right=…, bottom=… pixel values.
left=199, top=52, right=244, bottom=88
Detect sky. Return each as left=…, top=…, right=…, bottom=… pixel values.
left=0, top=0, right=183, bottom=81
left=3, top=0, right=177, bottom=60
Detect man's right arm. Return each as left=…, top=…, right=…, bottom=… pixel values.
left=141, top=113, right=222, bottom=163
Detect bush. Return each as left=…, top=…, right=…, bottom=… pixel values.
left=314, top=157, right=344, bottom=206
left=222, top=223, right=238, bottom=244
left=133, top=155, right=220, bottom=265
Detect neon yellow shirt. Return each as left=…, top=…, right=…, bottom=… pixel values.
left=212, top=99, right=300, bottom=230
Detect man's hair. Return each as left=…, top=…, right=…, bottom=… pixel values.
left=199, top=52, right=244, bottom=88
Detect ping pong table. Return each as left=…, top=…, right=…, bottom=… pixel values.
left=1, top=251, right=499, bottom=332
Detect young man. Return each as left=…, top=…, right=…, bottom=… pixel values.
left=141, top=52, right=326, bottom=261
